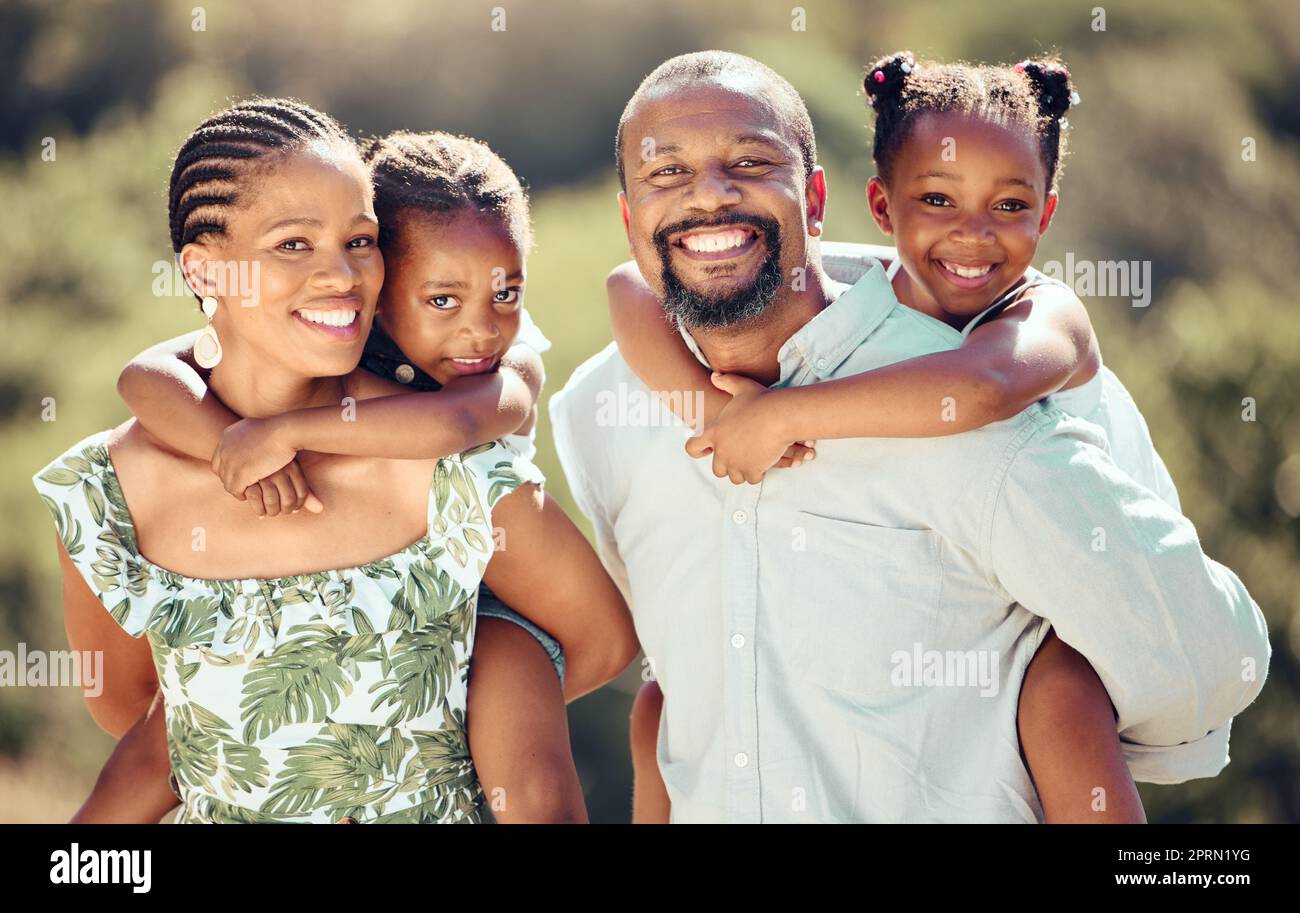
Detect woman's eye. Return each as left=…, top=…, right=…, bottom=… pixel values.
left=279, top=239, right=310, bottom=251
left=494, top=288, right=522, bottom=305
left=429, top=295, right=459, bottom=310
left=995, top=200, right=1029, bottom=212
left=349, top=236, right=377, bottom=248
left=920, top=194, right=951, bottom=208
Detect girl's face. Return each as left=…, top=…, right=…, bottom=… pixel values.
left=182, top=144, right=384, bottom=379
left=376, top=211, right=525, bottom=387
left=867, top=112, right=1058, bottom=328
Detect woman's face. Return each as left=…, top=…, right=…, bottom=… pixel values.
left=375, top=210, right=525, bottom=387
left=182, top=143, right=384, bottom=379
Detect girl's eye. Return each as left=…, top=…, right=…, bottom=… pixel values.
left=429, top=295, right=459, bottom=310
left=494, top=288, right=522, bottom=305
left=279, top=239, right=310, bottom=251
left=995, top=200, right=1030, bottom=212
left=920, top=194, right=952, bottom=208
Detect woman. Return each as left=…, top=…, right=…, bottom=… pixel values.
left=32, top=98, right=637, bottom=823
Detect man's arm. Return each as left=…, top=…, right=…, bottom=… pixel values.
left=987, top=411, right=1269, bottom=782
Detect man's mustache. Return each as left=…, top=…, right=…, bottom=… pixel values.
left=653, top=211, right=780, bottom=248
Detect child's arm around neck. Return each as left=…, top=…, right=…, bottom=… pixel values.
left=117, top=330, right=238, bottom=462
left=269, top=340, right=542, bottom=460
left=767, top=279, right=1100, bottom=442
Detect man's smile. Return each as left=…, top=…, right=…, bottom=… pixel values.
left=671, top=225, right=761, bottom=262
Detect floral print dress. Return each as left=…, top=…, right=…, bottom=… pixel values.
left=33, top=429, right=544, bottom=824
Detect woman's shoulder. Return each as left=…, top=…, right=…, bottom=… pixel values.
left=347, top=366, right=411, bottom=400
left=436, top=438, right=546, bottom=514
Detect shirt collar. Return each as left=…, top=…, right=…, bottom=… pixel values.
left=675, top=259, right=899, bottom=386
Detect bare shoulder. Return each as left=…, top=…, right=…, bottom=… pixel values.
left=1007, top=279, right=1091, bottom=325
left=346, top=367, right=410, bottom=401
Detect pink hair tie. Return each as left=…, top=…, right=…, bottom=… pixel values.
left=873, top=69, right=885, bottom=84
left=1014, top=61, right=1027, bottom=73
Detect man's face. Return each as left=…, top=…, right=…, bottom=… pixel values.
left=619, top=80, right=823, bottom=329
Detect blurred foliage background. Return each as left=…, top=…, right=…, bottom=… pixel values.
left=0, top=0, right=1296, bottom=823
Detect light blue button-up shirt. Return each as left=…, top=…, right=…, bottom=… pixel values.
left=549, top=243, right=1270, bottom=823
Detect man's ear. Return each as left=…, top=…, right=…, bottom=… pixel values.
left=805, top=166, right=828, bottom=237
left=866, top=177, right=894, bottom=236
left=178, top=242, right=218, bottom=299
left=618, top=191, right=633, bottom=253
left=1038, top=191, right=1059, bottom=235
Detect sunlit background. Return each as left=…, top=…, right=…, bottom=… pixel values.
left=1, top=0, right=1297, bottom=823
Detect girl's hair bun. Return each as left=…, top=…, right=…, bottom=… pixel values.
left=864, top=50, right=916, bottom=109
left=1016, top=58, right=1075, bottom=120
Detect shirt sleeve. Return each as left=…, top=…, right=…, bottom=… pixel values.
left=457, top=437, right=546, bottom=513
left=985, top=411, right=1270, bottom=782
left=31, top=442, right=152, bottom=638
left=514, top=307, right=552, bottom=355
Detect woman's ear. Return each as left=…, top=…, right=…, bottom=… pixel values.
left=866, top=177, right=894, bottom=236
left=1038, top=191, right=1060, bottom=235
left=805, top=166, right=828, bottom=237
left=178, top=243, right=217, bottom=299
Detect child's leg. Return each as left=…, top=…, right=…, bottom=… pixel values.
left=1017, top=629, right=1146, bottom=823
left=467, top=617, right=587, bottom=823
left=629, top=680, right=671, bottom=824
left=72, top=689, right=179, bottom=823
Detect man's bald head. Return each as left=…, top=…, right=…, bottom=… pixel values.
left=615, top=51, right=817, bottom=191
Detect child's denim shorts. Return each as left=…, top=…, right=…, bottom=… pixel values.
left=475, top=582, right=566, bottom=690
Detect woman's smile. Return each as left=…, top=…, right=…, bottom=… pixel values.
left=292, top=298, right=364, bottom=340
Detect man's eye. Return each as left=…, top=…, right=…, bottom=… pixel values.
left=279, top=239, right=310, bottom=251
left=429, top=295, right=459, bottom=310
left=734, top=159, right=766, bottom=168
left=920, top=194, right=951, bottom=208
left=652, top=166, right=686, bottom=177
left=494, top=288, right=522, bottom=304
left=995, top=200, right=1029, bottom=212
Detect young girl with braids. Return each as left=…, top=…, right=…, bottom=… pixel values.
left=618, top=54, right=1175, bottom=823
left=62, top=101, right=635, bottom=822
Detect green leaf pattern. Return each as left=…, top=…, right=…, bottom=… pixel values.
left=33, top=430, right=543, bottom=823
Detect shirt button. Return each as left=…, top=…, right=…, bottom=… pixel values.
left=815, top=357, right=828, bottom=371
left=336, top=816, right=358, bottom=824
left=732, top=510, right=747, bottom=524
left=731, top=633, right=745, bottom=648
left=733, top=752, right=749, bottom=768
left=395, top=364, right=415, bottom=384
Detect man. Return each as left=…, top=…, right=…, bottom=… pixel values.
left=549, top=52, right=1270, bottom=822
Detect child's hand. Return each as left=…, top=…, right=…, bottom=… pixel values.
left=242, top=460, right=324, bottom=517
left=684, top=373, right=815, bottom=485
left=212, top=416, right=297, bottom=497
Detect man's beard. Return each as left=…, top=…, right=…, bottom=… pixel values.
left=653, top=213, right=784, bottom=330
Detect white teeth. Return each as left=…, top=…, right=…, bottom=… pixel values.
left=297, top=309, right=358, bottom=327
left=942, top=261, right=995, bottom=278
left=681, top=230, right=750, bottom=253
left=453, top=357, right=489, bottom=364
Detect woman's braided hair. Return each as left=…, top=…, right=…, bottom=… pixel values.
left=864, top=51, right=1077, bottom=191
left=167, top=97, right=354, bottom=255
left=360, top=131, right=532, bottom=258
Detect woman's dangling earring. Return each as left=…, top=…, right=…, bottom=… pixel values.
left=194, top=296, right=223, bottom=369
